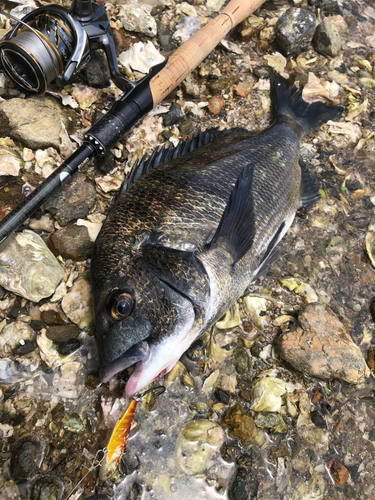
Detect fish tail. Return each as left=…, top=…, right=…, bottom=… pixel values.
left=270, top=70, right=343, bottom=134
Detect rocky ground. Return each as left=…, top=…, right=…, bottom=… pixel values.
left=0, top=0, right=375, bottom=498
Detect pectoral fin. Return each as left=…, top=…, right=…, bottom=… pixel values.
left=208, top=166, right=256, bottom=265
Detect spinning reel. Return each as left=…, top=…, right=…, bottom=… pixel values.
left=0, top=0, right=134, bottom=94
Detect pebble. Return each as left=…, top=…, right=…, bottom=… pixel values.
left=13, top=340, right=36, bottom=356
left=0, top=230, right=64, bottom=302
left=233, top=347, right=251, bottom=374
left=178, top=118, right=193, bottom=135
left=208, top=95, right=225, bottom=115
left=275, top=8, right=317, bottom=56
left=274, top=303, right=370, bottom=384
left=118, top=3, right=157, bottom=37
left=30, top=475, right=64, bottom=500
left=83, top=52, right=110, bottom=89
left=46, top=325, right=80, bottom=344
left=222, top=404, right=265, bottom=445
left=61, top=278, right=94, bottom=330
left=10, top=306, right=28, bottom=319
left=42, top=172, right=96, bottom=226
left=326, top=459, right=349, bottom=487
left=234, top=76, right=255, bottom=97
left=49, top=225, right=93, bottom=261
left=313, top=20, right=342, bottom=57
left=163, top=103, right=184, bottom=127
left=9, top=434, right=45, bottom=482
left=56, top=338, right=81, bottom=356
left=175, top=419, right=225, bottom=474
left=40, top=310, right=65, bottom=326
left=0, top=96, right=75, bottom=150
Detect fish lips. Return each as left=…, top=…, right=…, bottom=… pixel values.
left=99, top=340, right=150, bottom=383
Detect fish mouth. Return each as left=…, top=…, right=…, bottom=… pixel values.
left=99, top=340, right=150, bottom=383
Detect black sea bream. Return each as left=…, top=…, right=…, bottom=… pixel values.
left=91, top=72, right=343, bottom=397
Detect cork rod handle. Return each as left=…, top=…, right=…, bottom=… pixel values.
left=149, top=0, right=266, bottom=105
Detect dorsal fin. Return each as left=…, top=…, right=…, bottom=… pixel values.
left=119, top=131, right=213, bottom=197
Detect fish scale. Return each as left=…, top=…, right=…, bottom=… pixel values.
left=91, top=71, right=343, bottom=395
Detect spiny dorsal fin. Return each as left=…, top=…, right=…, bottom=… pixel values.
left=299, top=159, right=320, bottom=208
left=119, top=131, right=213, bottom=196
left=208, top=165, right=256, bottom=265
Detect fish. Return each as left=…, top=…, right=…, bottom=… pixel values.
left=90, top=71, right=343, bottom=397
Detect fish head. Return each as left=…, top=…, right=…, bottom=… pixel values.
left=93, top=262, right=197, bottom=396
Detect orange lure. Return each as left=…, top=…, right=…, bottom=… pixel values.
left=105, top=385, right=165, bottom=473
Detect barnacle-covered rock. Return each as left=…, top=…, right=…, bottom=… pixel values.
left=118, top=3, right=157, bottom=37
left=175, top=419, right=225, bottom=475
left=0, top=230, right=64, bottom=302
left=275, top=8, right=316, bottom=56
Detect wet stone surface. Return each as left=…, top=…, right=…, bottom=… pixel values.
left=1, top=0, right=375, bottom=499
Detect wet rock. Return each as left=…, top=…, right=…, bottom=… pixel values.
left=0, top=230, right=64, bottom=302
left=46, top=325, right=80, bottom=343
left=0, top=146, right=23, bottom=177
left=42, top=172, right=96, bottom=226
left=29, top=320, right=46, bottom=332
left=254, top=412, right=287, bottom=433
left=222, top=404, right=265, bottom=445
left=274, top=304, right=370, bottom=384
left=10, top=306, right=28, bottom=319
left=178, top=118, right=193, bottom=135
left=13, top=340, right=36, bottom=356
left=49, top=225, right=93, bottom=261
left=234, top=77, right=255, bottom=98
left=56, top=338, right=81, bottom=356
left=0, top=285, right=5, bottom=299
left=367, top=346, right=375, bottom=374
left=0, top=96, right=74, bottom=150
left=229, top=467, right=259, bottom=500
left=208, top=79, right=232, bottom=94
left=175, top=419, right=225, bottom=474
left=275, top=8, right=316, bottom=57
left=118, top=3, right=157, bottom=37
left=96, top=152, right=117, bottom=175
left=83, top=52, right=110, bottom=89
left=233, top=347, right=251, bottom=374
left=61, top=278, right=94, bottom=330
left=240, top=15, right=265, bottom=40
left=313, top=21, right=342, bottom=57
left=326, top=459, right=349, bottom=486
left=0, top=321, right=35, bottom=356
left=30, top=475, right=64, bottom=500
left=310, top=410, right=327, bottom=429
left=9, top=434, right=45, bottom=482
left=253, top=65, right=272, bottom=79
left=214, top=388, right=230, bottom=404
left=156, top=21, right=178, bottom=52
left=163, top=103, right=184, bottom=127
left=208, top=96, right=225, bottom=115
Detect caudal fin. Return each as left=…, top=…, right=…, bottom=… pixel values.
left=270, top=71, right=343, bottom=134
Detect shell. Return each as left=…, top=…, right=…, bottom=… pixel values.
left=0, top=230, right=64, bottom=302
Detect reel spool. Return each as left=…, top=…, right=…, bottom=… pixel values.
left=0, top=0, right=134, bottom=94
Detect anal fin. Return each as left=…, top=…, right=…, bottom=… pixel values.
left=208, top=166, right=256, bottom=265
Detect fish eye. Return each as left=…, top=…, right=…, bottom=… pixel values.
left=109, top=293, right=134, bottom=321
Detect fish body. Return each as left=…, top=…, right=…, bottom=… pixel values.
left=91, top=72, right=343, bottom=397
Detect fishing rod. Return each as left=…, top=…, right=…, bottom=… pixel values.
left=0, top=0, right=265, bottom=244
